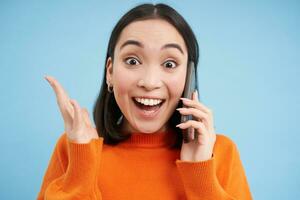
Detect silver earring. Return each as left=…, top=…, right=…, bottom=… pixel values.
left=117, top=114, right=123, bottom=125
left=107, top=84, right=113, bottom=93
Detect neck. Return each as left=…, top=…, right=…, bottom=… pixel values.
left=118, top=128, right=177, bottom=148
left=120, top=118, right=169, bottom=135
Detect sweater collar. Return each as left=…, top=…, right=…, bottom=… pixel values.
left=118, top=129, right=177, bottom=148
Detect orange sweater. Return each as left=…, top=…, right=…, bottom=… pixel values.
left=37, top=130, right=252, bottom=200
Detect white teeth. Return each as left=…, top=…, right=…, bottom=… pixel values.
left=134, top=97, right=163, bottom=106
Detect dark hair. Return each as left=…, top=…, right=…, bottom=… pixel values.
left=92, top=3, right=199, bottom=149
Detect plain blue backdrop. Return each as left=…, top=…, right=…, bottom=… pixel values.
left=0, top=0, right=299, bottom=199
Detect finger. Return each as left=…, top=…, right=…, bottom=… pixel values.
left=182, top=127, right=195, bottom=143
left=177, top=120, right=208, bottom=143
left=192, top=90, right=198, bottom=101
left=176, top=107, right=211, bottom=129
left=188, top=127, right=195, bottom=140
left=70, top=99, right=83, bottom=129
left=45, top=76, right=74, bottom=122
left=82, top=108, right=92, bottom=127
left=180, top=98, right=212, bottom=115
left=176, top=120, right=207, bottom=134
left=45, top=76, right=70, bottom=102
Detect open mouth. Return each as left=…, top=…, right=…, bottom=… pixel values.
left=132, top=97, right=165, bottom=117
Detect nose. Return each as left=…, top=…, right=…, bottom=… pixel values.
left=137, top=66, right=163, bottom=91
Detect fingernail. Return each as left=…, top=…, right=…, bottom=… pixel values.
left=176, top=124, right=181, bottom=127
left=44, top=76, right=51, bottom=84
left=180, top=97, right=191, bottom=101
left=70, top=99, right=77, bottom=105
left=193, top=91, right=197, bottom=100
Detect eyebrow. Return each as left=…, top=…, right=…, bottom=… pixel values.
left=119, top=39, right=184, bottom=55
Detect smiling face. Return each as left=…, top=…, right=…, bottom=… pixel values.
left=106, top=19, right=188, bottom=134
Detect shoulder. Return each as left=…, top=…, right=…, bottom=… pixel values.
left=215, top=134, right=237, bottom=149
left=214, top=133, right=239, bottom=159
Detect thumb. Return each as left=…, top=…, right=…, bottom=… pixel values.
left=192, top=89, right=199, bottom=101
left=70, top=99, right=83, bottom=129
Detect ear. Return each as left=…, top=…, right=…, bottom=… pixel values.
left=106, top=57, right=113, bottom=85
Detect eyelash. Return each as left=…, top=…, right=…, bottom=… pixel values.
left=124, top=57, right=178, bottom=69
left=124, top=57, right=141, bottom=65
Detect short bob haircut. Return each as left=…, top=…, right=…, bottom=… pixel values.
left=93, top=3, right=199, bottom=149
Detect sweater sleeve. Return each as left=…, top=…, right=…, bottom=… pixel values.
left=36, top=133, right=104, bottom=200
left=175, top=135, right=252, bottom=200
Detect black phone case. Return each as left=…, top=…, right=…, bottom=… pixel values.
left=181, top=61, right=196, bottom=143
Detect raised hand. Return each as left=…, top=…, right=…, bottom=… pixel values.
left=45, top=75, right=99, bottom=144
left=176, top=90, right=216, bottom=162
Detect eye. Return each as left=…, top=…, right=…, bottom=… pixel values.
left=124, top=57, right=141, bottom=65
left=163, top=60, right=177, bottom=69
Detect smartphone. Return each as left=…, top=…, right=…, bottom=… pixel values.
left=181, top=61, right=197, bottom=143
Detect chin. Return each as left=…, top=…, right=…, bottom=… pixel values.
left=134, top=123, right=165, bottom=134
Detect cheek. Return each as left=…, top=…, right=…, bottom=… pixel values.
left=114, top=74, right=128, bottom=96
left=167, top=72, right=186, bottom=98
left=113, top=66, right=137, bottom=100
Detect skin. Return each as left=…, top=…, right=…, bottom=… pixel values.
left=44, top=19, right=216, bottom=162
left=44, top=76, right=98, bottom=144
left=106, top=19, right=188, bottom=134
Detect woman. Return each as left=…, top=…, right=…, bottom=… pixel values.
left=37, top=3, right=252, bottom=200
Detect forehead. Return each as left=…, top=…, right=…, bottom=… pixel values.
left=116, top=19, right=187, bottom=52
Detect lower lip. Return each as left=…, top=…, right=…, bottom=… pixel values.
left=132, top=99, right=164, bottom=119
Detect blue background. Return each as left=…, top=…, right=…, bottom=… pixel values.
left=0, top=0, right=299, bottom=199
